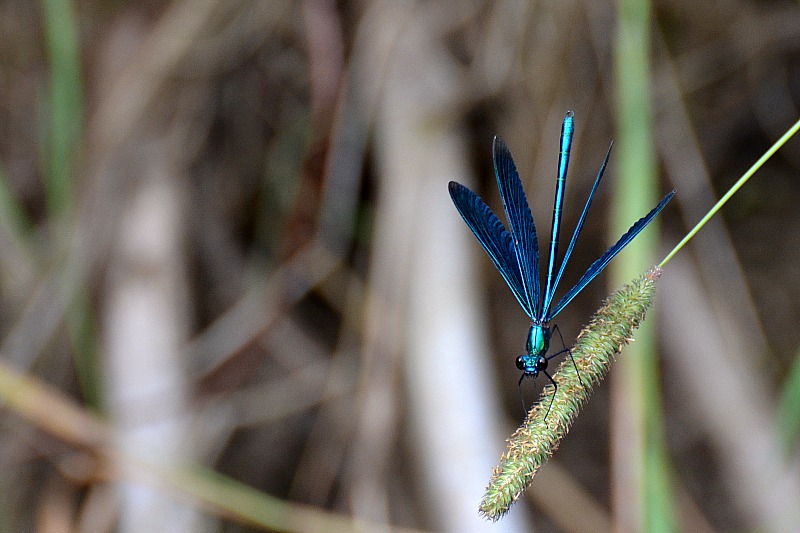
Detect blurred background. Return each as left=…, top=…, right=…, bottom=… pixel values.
left=1, top=0, right=800, bottom=532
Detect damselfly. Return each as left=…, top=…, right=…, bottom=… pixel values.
left=449, top=111, right=674, bottom=416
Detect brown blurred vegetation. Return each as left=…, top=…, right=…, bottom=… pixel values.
left=0, top=0, right=799, bottom=532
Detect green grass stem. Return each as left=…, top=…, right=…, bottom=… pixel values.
left=40, top=0, right=103, bottom=410
left=660, top=116, right=800, bottom=268
left=778, top=347, right=800, bottom=454
left=41, top=0, right=82, bottom=217
left=614, top=0, right=675, bottom=529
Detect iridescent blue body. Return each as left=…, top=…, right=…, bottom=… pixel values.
left=448, top=111, right=675, bottom=411
left=516, top=324, right=551, bottom=376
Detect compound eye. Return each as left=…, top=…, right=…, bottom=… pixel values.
left=515, top=355, right=526, bottom=370
left=537, top=355, right=548, bottom=371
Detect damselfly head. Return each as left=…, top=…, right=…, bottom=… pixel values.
left=516, top=354, right=547, bottom=376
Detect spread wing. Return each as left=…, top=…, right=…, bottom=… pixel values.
left=542, top=143, right=611, bottom=318
left=493, top=136, right=542, bottom=319
left=546, top=190, right=675, bottom=321
left=448, top=181, right=532, bottom=317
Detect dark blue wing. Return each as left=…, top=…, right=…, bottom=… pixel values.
left=493, top=136, right=541, bottom=319
left=545, top=190, right=676, bottom=321
left=542, top=143, right=612, bottom=318
left=448, top=181, right=533, bottom=317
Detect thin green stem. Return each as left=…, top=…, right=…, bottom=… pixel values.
left=659, top=116, right=800, bottom=268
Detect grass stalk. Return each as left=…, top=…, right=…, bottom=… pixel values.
left=613, top=0, right=675, bottom=530
left=480, top=269, right=662, bottom=519
left=41, top=0, right=82, bottom=216
left=41, top=0, right=103, bottom=409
